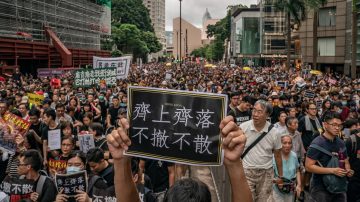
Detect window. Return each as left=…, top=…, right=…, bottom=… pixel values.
left=318, top=37, right=335, bottom=56
left=318, top=7, right=336, bottom=27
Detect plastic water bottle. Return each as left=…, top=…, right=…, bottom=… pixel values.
left=339, top=152, right=345, bottom=169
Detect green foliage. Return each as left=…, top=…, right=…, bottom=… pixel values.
left=191, top=45, right=208, bottom=58
left=141, top=31, right=163, bottom=53
left=112, top=0, right=154, bottom=32
left=111, top=50, right=123, bottom=57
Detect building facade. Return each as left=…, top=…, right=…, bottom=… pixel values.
left=230, top=1, right=288, bottom=66
left=299, top=0, right=348, bottom=73
left=172, top=17, right=202, bottom=59
left=143, top=0, right=166, bottom=56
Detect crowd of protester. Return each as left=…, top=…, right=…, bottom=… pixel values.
left=0, top=63, right=359, bottom=202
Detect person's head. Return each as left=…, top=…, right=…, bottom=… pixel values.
left=52, top=94, right=59, bottom=102
left=24, top=131, right=39, bottom=150
left=278, top=111, right=287, bottom=124
left=229, top=92, right=239, bottom=107
left=82, top=101, right=91, bottom=112
left=61, top=136, right=74, bottom=157
left=60, top=121, right=74, bottom=137
left=323, top=112, right=342, bottom=137
left=87, top=94, right=94, bottom=103
left=0, top=99, right=8, bottom=116
left=82, top=112, right=93, bottom=126
left=305, top=102, right=317, bottom=117
left=239, top=96, right=253, bottom=112
left=343, top=119, right=358, bottom=131
left=18, top=149, right=43, bottom=176
left=66, top=151, right=87, bottom=174
left=164, top=179, right=211, bottom=202
left=69, top=98, right=78, bottom=107
left=280, top=95, right=289, bottom=107
left=18, top=103, right=28, bottom=116
left=281, top=135, right=292, bottom=154
left=286, top=106, right=297, bottom=117
left=43, top=108, right=56, bottom=125
left=285, top=116, right=298, bottom=132
left=89, top=122, right=104, bottom=137
left=332, top=101, right=343, bottom=113
left=86, top=148, right=108, bottom=174
left=28, top=108, right=40, bottom=125
left=252, top=100, right=272, bottom=126
left=112, top=96, right=120, bottom=107
left=322, top=99, right=332, bottom=110
left=56, top=103, right=66, bottom=117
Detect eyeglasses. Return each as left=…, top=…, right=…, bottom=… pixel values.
left=18, top=163, right=28, bottom=167
left=252, top=109, right=265, bottom=115
left=326, top=122, right=343, bottom=129
left=61, top=143, right=73, bottom=147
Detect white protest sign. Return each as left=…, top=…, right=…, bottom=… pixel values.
left=93, top=56, right=132, bottom=79
left=78, top=133, right=95, bottom=153
left=48, top=129, right=61, bottom=150
left=165, top=73, right=172, bottom=80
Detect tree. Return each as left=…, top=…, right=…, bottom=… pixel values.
left=141, top=31, right=163, bottom=53
left=191, top=45, right=208, bottom=58
left=112, top=24, right=149, bottom=59
left=274, top=0, right=306, bottom=70
left=305, top=0, right=328, bottom=69
left=112, top=0, right=154, bottom=32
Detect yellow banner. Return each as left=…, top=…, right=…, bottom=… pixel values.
left=27, top=93, right=44, bottom=106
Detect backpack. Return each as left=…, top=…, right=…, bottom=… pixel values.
left=309, top=144, right=348, bottom=194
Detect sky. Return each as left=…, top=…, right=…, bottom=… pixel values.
left=165, top=0, right=258, bottom=31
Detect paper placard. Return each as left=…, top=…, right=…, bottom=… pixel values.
left=78, top=133, right=95, bottom=154
left=48, top=129, right=61, bottom=151
left=55, top=171, right=88, bottom=197
left=93, top=56, right=132, bottom=79
left=27, top=93, right=44, bottom=106
left=126, top=86, right=227, bottom=166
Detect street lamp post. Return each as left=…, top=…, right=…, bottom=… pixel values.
left=179, top=0, right=182, bottom=65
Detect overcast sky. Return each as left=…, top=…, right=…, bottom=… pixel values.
left=165, top=0, right=258, bottom=31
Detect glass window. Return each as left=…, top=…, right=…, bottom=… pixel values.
left=318, top=37, right=336, bottom=56
left=318, top=7, right=336, bottom=27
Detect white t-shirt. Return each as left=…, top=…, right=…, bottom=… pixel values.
left=240, top=120, right=282, bottom=169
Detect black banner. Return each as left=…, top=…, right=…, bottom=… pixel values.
left=55, top=171, right=87, bottom=197
left=126, top=86, right=227, bottom=166
left=304, top=91, right=315, bottom=99
left=0, top=176, right=35, bottom=201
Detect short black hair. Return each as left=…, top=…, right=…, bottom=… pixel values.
left=323, top=112, right=342, bottom=122
left=343, top=119, right=358, bottom=129
left=55, top=103, right=65, bottom=110
left=19, top=149, right=43, bottom=172
left=164, top=179, right=211, bottom=202
left=44, top=108, right=56, bottom=120
left=28, top=108, right=41, bottom=117
left=89, top=122, right=104, bottom=136
left=86, top=148, right=104, bottom=163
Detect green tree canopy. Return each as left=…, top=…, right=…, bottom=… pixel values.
left=112, top=0, right=154, bottom=32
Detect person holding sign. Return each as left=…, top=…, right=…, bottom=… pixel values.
left=17, top=149, right=57, bottom=202
left=41, top=109, right=61, bottom=168
left=55, top=151, right=108, bottom=202
left=106, top=117, right=252, bottom=202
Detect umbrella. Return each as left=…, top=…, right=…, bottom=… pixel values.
left=243, top=66, right=251, bottom=71
left=204, top=64, right=213, bottom=68
left=310, top=70, right=322, bottom=75
left=165, top=63, right=172, bottom=67
left=211, top=65, right=217, bottom=68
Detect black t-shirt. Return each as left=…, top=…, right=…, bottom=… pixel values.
left=99, top=164, right=114, bottom=187
left=30, top=121, right=46, bottom=153
left=41, top=125, right=60, bottom=141
left=307, top=135, right=347, bottom=190
left=228, top=108, right=251, bottom=126
left=345, top=135, right=360, bottom=181
left=35, top=176, right=57, bottom=202
left=298, top=117, right=321, bottom=150
left=144, top=159, right=174, bottom=193
left=108, top=106, right=120, bottom=126
left=137, top=184, right=156, bottom=202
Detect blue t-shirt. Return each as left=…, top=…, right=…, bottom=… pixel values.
left=273, top=151, right=299, bottom=180
left=306, top=135, right=347, bottom=190
left=273, top=151, right=299, bottom=194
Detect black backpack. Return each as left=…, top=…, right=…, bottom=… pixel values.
left=309, top=144, right=348, bottom=194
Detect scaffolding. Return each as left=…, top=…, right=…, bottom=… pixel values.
left=0, top=0, right=105, bottom=50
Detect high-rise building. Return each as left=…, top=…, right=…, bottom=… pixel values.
left=143, top=0, right=166, bottom=56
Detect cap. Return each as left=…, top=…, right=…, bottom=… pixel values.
left=42, top=98, right=52, bottom=105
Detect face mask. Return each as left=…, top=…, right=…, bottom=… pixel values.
left=341, top=101, right=347, bottom=106
left=120, top=103, right=127, bottom=107
left=66, top=166, right=81, bottom=174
